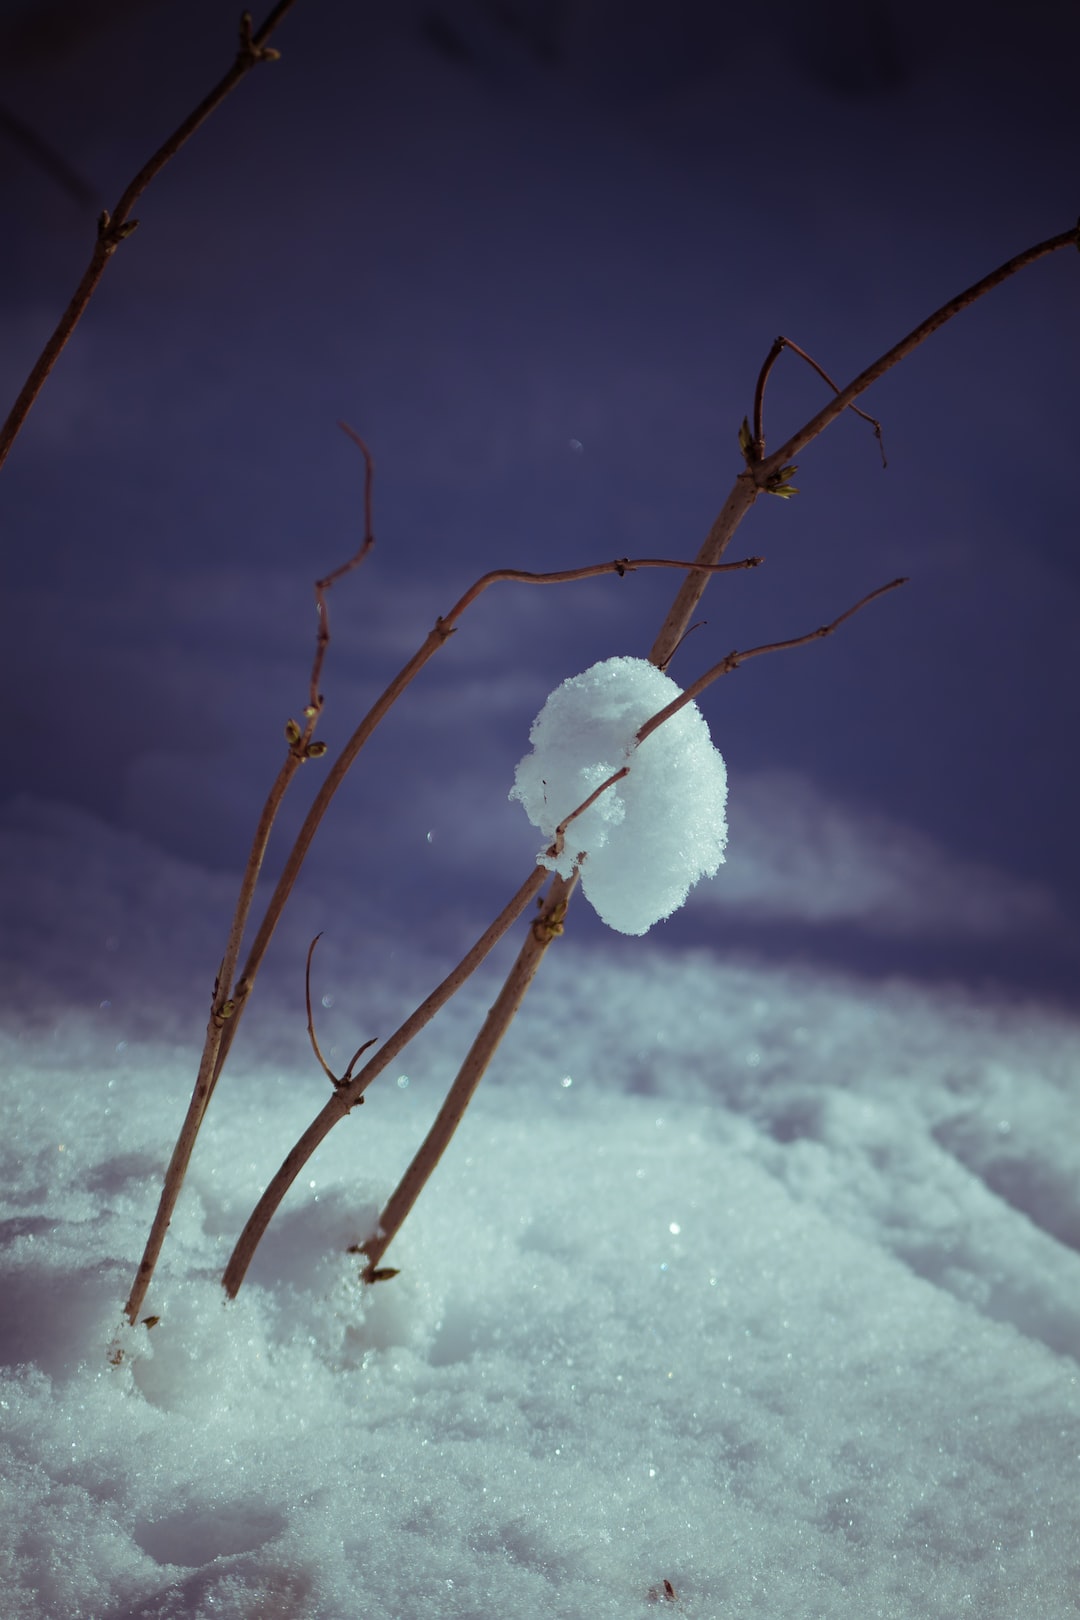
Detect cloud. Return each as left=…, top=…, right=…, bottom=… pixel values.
left=694, top=768, right=1062, bottom=941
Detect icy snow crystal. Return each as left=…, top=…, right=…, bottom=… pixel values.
left=510, top=655, right=727, bottom=934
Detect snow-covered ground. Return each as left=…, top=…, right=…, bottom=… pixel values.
left=2, top=2, right=1079, bottom=1615
left=2, top=805, right=1079, bottom=1618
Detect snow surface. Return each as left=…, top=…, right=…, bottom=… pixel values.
left=1, top=3, right=1079, bottom=1615
left=510, top=656, right=727, bottom=934
left=1, top=811, right=1079, bottom=1619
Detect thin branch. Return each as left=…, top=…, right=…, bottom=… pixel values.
left=641, top=577, right=909, bottom=743
left=308, top=424, right=376, bottom=715
left=305, top=932, right=377, bottom=1088
left=440, top=552, right=761, bottom=623
left=304, top=934, right=337, bottom=1086
left=748, top=337, right=784, bottom=462
left=547, top=768, right=630, bottom=864
left=759, top=224, right=1079, bottom=480
left=548, top=580, right=910, bottom=894
left=356, top=872, right=578, bottom=1284
left=123, top=744, right=305, bottom=1325
left=656, top=617, right=707, bottom=673
left=0, top=2, right=300, bottom=474
left=650, top=220, right=1079, bottom=670
left=648, top=479, right=760, bottom=671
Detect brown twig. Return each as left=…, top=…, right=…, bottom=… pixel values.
left=0, top=3, right=300, bottom=474
left=650, top=221, right=1079, bottom=671
left=308, top=424, right=376, bottom=715
left=304, top=934, right=336, bottom=1086
left=442, top=553, right=761, bottom=622
left=356, top=872, right=579, bottom=1284
left=641, top=577, right=909, bottom=743
left=123, top=745, right=306, bottom=1325
left=304, top=933, right=377, bottom=1088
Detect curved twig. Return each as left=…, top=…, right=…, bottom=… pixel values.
left=0, top=2, right=300, bottom=473
left=305, top=932, right=377, bottom=1089
left=308, top=425, right=376, bottom=716
left=356, top=872, right=579, bottom=1284
left=642, top=577, right=908, bottom=742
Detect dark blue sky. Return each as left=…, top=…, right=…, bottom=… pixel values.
left=1, top=0, right=1078, bottom=1007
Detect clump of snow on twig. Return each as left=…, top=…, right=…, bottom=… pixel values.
left=510, top=655, right=728, bottom=934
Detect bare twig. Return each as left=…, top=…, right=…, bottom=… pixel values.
left=304, top=935, right=335, bottom=1086
left=309, top=425, right=376, bottom=716
left=0, top=2, right=300, bottom=473
left=122, top=745, right=306, bottom=1325
left=442, top=553, right=761, bottom=621
left=641, top=577, right=909, bottom=743
left=304, top=933, right=378, bottom=1089
left=356, top=872, right=579, bottom=1283
left=650, top=221, right=1079, bottom=670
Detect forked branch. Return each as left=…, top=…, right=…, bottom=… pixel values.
left=649, top=220, right=1079, bottom=669
left=759, top=224, right=1079, bottom=479
left=746, top=336, right=886, bottom=471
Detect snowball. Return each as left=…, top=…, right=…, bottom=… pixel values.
left=509, top=655, right=727, bottom=934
